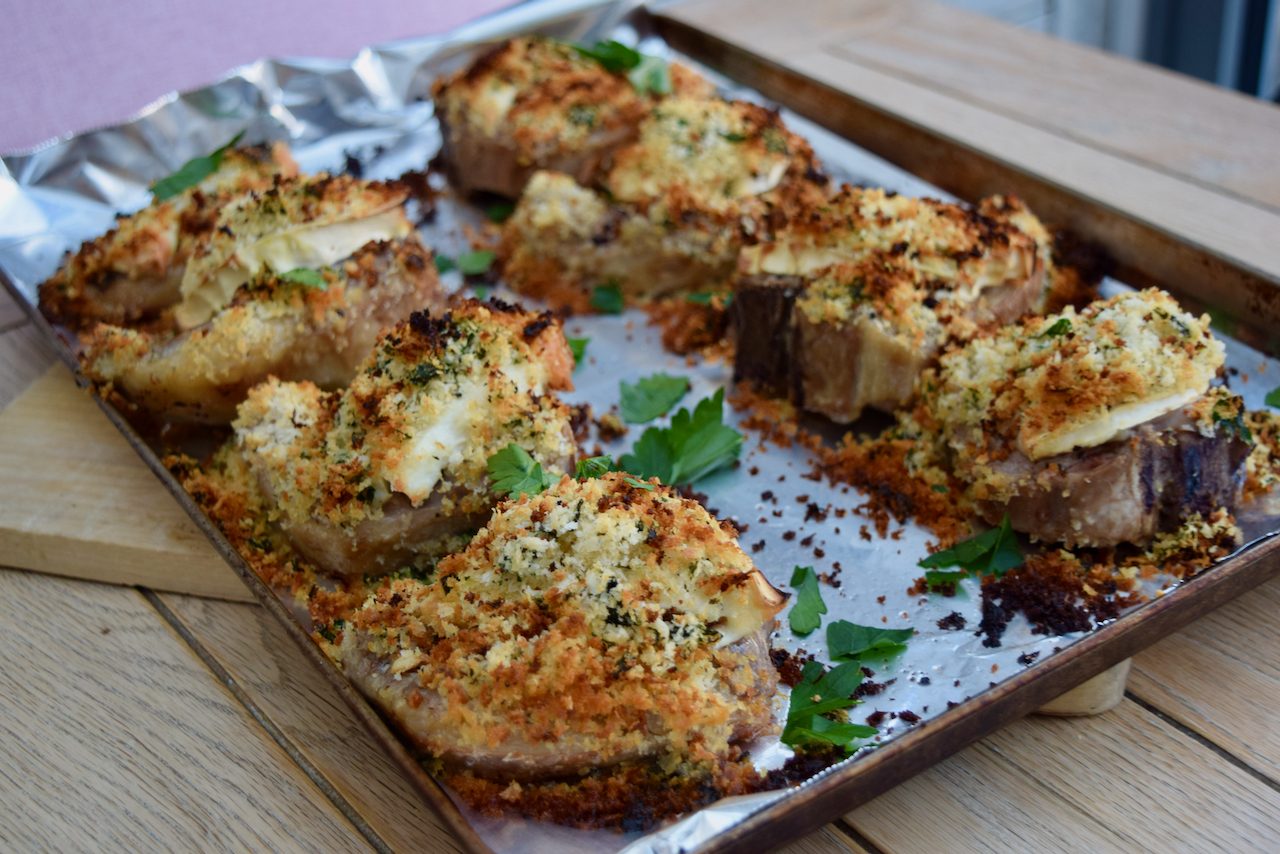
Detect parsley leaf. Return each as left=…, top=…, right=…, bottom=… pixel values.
left=473, top=285, right=490, bottom=302
left=619, top=373, right=690, bottom=424
left=487, top=444, right=553, bottom=497
left=618, top=389, right=742, bottom=485
left=917, top=514, right=1022, bottom=591
left=685, top=291, right=732, bottom=307
left=575, top=456, right=615, bottom=479
left=590, top=283, right=625, bottom=314
left=152, top=131, right=246, bottom=200
left=458, top=250, right=495, bottom=275
left=1267, top=386, right=1280, bottom=409
left=788, top=566, right=826, bottom=635
left=1212, top=396, right=1253, bottom=442
left=278, top=268, right=327, bottom=289
left=568, top=337, right=589, bottom=369
left=575, top=40, right=642, bottom=72
left=719, top=132, right=748, bottom=143
left=485, top=201, right=515, bottom=223
left=622, top=476, right=655, bottom=491
left=780, top=661, right=877, bottom=753
left=434, top=255, right=457, bottom=274
left=828, top=620, right=914, bottom=661
left=1037, top=317, right=1072, bottom=338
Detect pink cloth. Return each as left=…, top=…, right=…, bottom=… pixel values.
left=0, top=0, right=516, bottom=154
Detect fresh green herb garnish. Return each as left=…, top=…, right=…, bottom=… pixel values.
left=434, top=255, right=457, bottom=274
left=574, top=41, right=670, bottom=96
left=575, top=456, right=616, bottom=480
left=828, top=620, right=914, bottom=661
left=317, top=618, right=346, bottom=644
left=619, top=373, right=690, bottom=424
left=590, top=283, right=625, bottom=314
left=622, top=476, right=655, bottom=491
left=787, top=566, right=827, bottom=635
left=918, top=514, right=1022, bottom=591
left=780, top=660, right=877, bottom=753
left=930, top=484, right=949, bottom=494
left=1266, top=386, right=1280, bottom=409
left=575, top=40, right=642, bottom=72
left=568, top=337, right=589, bottom=369
left=719, top=132, right=748, bottom=143
left=618, top=388, right=742, bottom=486
left=1212, top=396, right=1253, bottom=442
left=485, top=202, right=515, bottom=223
left=458, top=250, right=496, bottom=276
left=278, top=268, right=327, bottom=289
left=487, top=444, right=553, bottom=497
left=685, top=291, right=732, bottom=307
left=152, top=131, right=246, bottom=200
left=1038, top=317, right=1072, bottom=338
left=473, top=286, right=490, bottom=302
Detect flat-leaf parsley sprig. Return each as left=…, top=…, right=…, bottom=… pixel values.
left=918, top=514, right=1023, bottom=592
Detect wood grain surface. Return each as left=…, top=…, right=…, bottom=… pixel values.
left=0, top=365, right=253, bottom=602
left=0, top=570, right=375, bottom=853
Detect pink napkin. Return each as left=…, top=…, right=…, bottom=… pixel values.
left=0, top=0, right=516, bottom=153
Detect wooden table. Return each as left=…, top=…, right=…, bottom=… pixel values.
left=4, top=1, right=1280, bottom=851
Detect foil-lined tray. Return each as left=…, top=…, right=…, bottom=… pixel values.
left=4, top=2, right=1280, bottom=852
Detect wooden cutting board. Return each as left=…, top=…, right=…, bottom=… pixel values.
left=0, top=363, right=253, bottom=602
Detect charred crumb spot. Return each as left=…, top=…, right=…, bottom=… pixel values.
left=1017, top=651, right=1040, bottom=666
left=569, top=404, right=592, bottom=443
left=853, top=679, right=887, bottom=700
left=795, top=494, right=809, bottom=503
left=769, top=647, right=815, bottom=687
left=898, top=710, right=921, bottom=725
left=800, top=534, right=814, bottom=547
left=864, top=710, right=886, bottom=726
left=762, top=744, right=844, bottom=790
left=937, top=612, right=967, bottom=631
left=782, top=531, right=796, bottom=541
left=749, top=466, right=760, bottom=476
left=919, top=676, right=931, bottom=686
left=761, top=490, right=774, bottom=501
left=947, top=701, right=960, bottom=710
left=522, top=312, right=554, bottom=341
left=751, top=540, right=766, bottom=553
left=804, top=503, right=828, bottom=523
left=343, top=153, right=363, bottom=178
left=486, top=298, right=522, bottom=314
left=813, top=548, right=825, bottom=558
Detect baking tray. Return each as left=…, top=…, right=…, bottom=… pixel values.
left=3, top=1, right=1280, bottom=852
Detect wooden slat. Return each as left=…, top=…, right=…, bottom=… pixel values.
left=0, top=322, right=57, bottom=409
left=653, top=0, right=1280, bottom=335
left=155, top=593, right=468, bottom=854
left=0, top=569, right=373, bottom=853
left=1128, top=572, right=1280, bottom=781
left=805, top=1, right=1280, bottom=211
left=847, top=699, right=1280, bottom=853
left=0, top=364, right=252, bottom=602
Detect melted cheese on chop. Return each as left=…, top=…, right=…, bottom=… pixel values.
left=388, top=361, right=539, bottom=503
left=175, top=209, right=410, bottom=329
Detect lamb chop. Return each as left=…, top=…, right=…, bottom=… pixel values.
left=233, top=300, right=577, bottom=580
left=328, top=472, right=785, bottom=782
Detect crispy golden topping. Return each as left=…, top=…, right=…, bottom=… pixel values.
left=178, top=173, right=410, bottom=328
left=39, top=142, right=299, bottom=331
left=334, top=473, right=783, bottom=767
left=923, top=288, right=1224, bottom=463
left=81, top=236, right=443, bottom=423
left=234, top=300, right=576, bottom=528
left=432, top=37, right=649, bottom=166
